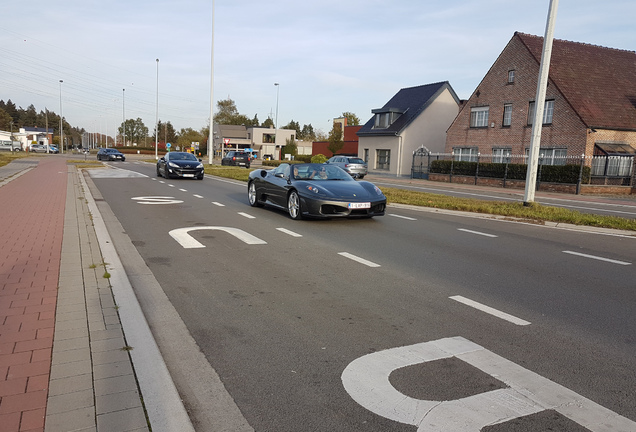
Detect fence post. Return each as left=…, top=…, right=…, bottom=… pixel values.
left=576, top=154, right=585, bottom=195
left=450, top=151, right=454, bottom=184
left=474, top=153, right=480, bottom=185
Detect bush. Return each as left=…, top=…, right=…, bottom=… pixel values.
left=311, top=154, right=328, bottom=164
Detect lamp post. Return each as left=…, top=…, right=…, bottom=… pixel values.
left=208, top=0, right=216, bottom=165
left=274, top=82, right=279, bottom=158
left=59, top=80, right=63, bottom=153
left=122, top=88, right=125, bottom=146
left=155, top=58, right=159, bottom=160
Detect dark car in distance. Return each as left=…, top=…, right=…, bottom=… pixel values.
left=325, top=156, right=368, bottom=179
left=156, top=152, right=204, bottom=180
left=247, top=163, right=386, bottom=219
left=97, top=148, right=126, bottom=161
left=222, top=151, right=251, bottom=168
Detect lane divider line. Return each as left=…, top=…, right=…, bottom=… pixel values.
left=338, top=252, right=380, bottom=268
left=449, top=295, right=531, bottom=326
left=563, top=250, right=631, bottom=266
left=458, top=228, right=498, bottom=238
left=277, top=228, right=302, bottom=237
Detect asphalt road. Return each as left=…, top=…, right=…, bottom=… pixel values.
left=88, top=161, right=636, bottom=432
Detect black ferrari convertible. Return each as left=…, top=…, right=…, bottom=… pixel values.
left=247, top=163, right=386, bottom=219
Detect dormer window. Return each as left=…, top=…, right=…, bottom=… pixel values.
left=372, top=108, right=404, bottom=129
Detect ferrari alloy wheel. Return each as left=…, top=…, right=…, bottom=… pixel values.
left=287, top=190, right=302, bottom=220
left=248, top=182, right=262, bottom=207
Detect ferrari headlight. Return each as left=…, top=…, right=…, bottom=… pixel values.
left=374, top=185, right=383, bottom=195
left=306, top=185, right=321, bottom=194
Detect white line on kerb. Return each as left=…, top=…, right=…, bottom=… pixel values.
left=212, top=202, right=225, bottom=207
left=389, top=214, right=417, bottom=221
left=458, top=228, right=498, bottom=238
left=450, top=295, right=531, bottom=326
left=238, top=212, right=255, bottom=219
left=276, top=228, right=302, bottom=237
left=338, top=252, right=380, bottom=268
left=563, top=251, right=631, bottom=266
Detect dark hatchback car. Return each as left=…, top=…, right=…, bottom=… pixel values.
left=156, top=152, right=204, bottom=180
left=97, top=148, right=126, bottom=161
left=221, top=151, right=251, bottom=168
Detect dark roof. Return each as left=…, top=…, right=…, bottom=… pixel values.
left=516, top=32, right=636, bottom=130
left=358, top=81, right=460, bottom=136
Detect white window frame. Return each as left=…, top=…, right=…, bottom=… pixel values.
left=376, top=149, right=390, bottom=170
left=528, top=100, right=554, bottom=125
left=470, top=106, right=489, bottom=128
left=453, top=147, right=479, bottom=162
left=492, top=148, right=512, bottom=163
left=508, top=70, right=515, bottom=83
left=502, top=104, right=512, bottom=127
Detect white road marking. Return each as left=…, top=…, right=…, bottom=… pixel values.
left=238, top=212, right=255, bottom=219
left=276, top=228, right=302, bottom=237
left=563, top=250, right=631, bottom=266
left=389, top=214, right=417, bottom=221
left=193, top=194, right=204, bottom=199
left=338, top=252, right=380, bottom=268
left=212, top=202, right=225, bottom=207
left=159, top=180, right=165, bottom=184
left=449, top=295, right=530, bottom=326
left=168, top=184, right=175, bottom=187
left=342, top=337, right=636, bottom=431
left=179, top=188, right=187, bottom=192
left=169, top=227, right=267, bottom=248
left=88, top=168, right=148, bottom=178
left=458, top=228, right=498, bottom=238
left=131, top=196, right=184, bottom=205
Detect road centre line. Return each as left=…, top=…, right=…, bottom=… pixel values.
left=193, top=194, right=204, bottom=198
left=338, top=252, right=381, bottom=268
left=449, top=295, right=531, bottom=326
left=458, top=228, right=498, bottom=238
left=238, top=212, right=255, bottom=219
left=179, top=188, right=187, bottom=192
left=563, top=250, right=631, bottom=266
left=168, top=184, right=175, bottom=187
left=389, top=214, right=417, bottom=221
left=212, top=202, right=225, bottom=207
left=276, top=227, right=302, bottom=237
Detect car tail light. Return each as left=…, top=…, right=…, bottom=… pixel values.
left=233, top=157, right=236, bottom=160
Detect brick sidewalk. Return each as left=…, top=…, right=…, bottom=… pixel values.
left=0, top=157, right=66, bottom=432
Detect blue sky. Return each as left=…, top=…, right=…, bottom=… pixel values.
left=1, top=0, right=634, bottom=137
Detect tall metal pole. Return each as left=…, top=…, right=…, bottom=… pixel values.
left=523, top=0, right=559, bottom=205
left=59, top=80, right=63, bottom=153
left=122, top=88, right=126, bottom=146
left=155, top=59, right=159, bottom=160
left=207, top=0, right=215, bottom=165
left=274, top=82, right=279, bottom=158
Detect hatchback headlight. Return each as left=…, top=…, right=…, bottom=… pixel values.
left=168, top=162, right=179, bottom=168
left=196, top=163, right=203, bottom=169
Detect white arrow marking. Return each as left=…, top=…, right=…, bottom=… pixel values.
left=169, top=227, right=267, bottom=248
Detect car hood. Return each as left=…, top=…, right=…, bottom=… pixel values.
left=169, top=160, right=200, bottom=167
left=296, top=180, right=383, bottom=200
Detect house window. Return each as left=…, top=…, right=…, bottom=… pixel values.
left=453, top=147, right=478, bottom=162
left=502, top=104, right=512, bottom=127
left=374, top=113, right=390, bottom=129
left=527, top=100, right=554, bottom=125
left=376, top=149, right=390, bottom=170
left=508, top=70, right=515, bottom=84
left=492, top=148, right=512, bottom=163
left=470, top=106, right=489, bottom=128
left=525, top=148, right=567, bottom=165
left=363, top=149, right=369, bottom=163
left=262, top=133, right=275, bottom=143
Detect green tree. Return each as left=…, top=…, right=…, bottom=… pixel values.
left=342, top=111, right=360, bottom=126
left=327, top=123, right=344, bottom=156
left=300, top=124, right=315, bottom=141
left=20, top=104, right=38, bottom=127
left=213, top=98, right=258, bottom=126
left=283, top=120, right=301, bottom=136
left=176, top=128, right=205, bottom=152
left=261, top=117, right=274, bottom=128
left=281, top=136, right=297, bottom=158
left=119, top=117, right=148, bottom=146
left=0, top=108, right=13, bottom=131
left=154, top=120, right=177, bottom=146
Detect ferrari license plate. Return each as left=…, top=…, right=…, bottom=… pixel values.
left=348, top=202, right=370, bottom=209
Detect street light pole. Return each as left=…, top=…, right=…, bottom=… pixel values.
left=155, top=59, right=159, bottom=160
left=59, top=80, right=63, bottom=153
left=274, top=82, right=279, bottom=158
left=122, top=88, right=126, bottom=146
left=208, top=0, right=216, bottom=165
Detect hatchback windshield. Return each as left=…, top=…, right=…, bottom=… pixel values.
left=169, top=152, right=198, bottom=161
left=348, top=158, right=365, bottom=164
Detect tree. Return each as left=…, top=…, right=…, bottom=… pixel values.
left=283, top=120, right=301, bottom=137
left=261, top=117, right=274, bottom=128
left=0, top=108, right=13, bottom=131
left=154, top=120, right=177, bottom=146
left=213, top=97, right=258, bottom=126
left=281, top=136, right=297, bottom=158
left=176, top=128, right=205, bottom=152
left=119, top=117, right=148, bottom=146
left=20, top=104, right=38, bottom=127
left=342, top=111, right=361, bottom=126
left=300, top=124, right=315, bottom=141
left=327, top=123, right=344, bottom=156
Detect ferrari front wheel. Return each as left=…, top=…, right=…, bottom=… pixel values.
left=287, top=190, right=302, bottom=220
left=248, top=182, right=262, bottom=207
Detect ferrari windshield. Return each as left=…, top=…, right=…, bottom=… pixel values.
left=291, top=163, right=353, bottom=181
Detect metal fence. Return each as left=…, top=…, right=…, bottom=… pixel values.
left=411, top=151, right=635, bottom=191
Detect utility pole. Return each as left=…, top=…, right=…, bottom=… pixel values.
left=523, top=0, right=559, bottom=205
left=208, top=0, right=215, bottom=164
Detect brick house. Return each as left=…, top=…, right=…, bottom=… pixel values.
left=312, top=124, right=362, bottom=158
left=446, top=32, right=636, bottom=178
left=357, top=81, right=461, bottom=177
